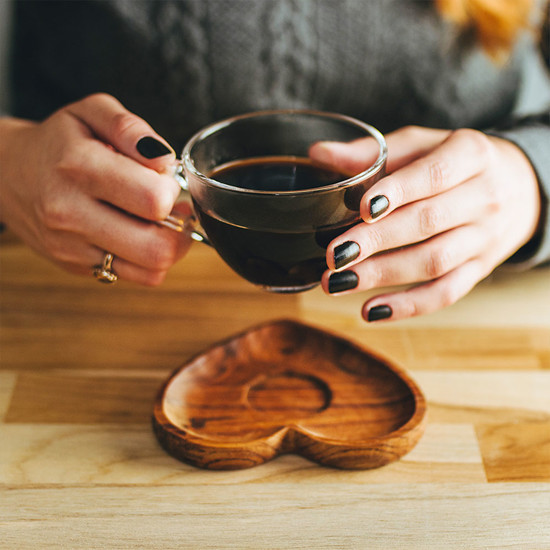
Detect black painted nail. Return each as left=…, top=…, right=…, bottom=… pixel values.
left=328, top=271, right=359, bottom=294
left=370, top=195, right=389, bottom=219
left=333, top=241, right=360, bottom=270
left=136, top=136, right=172, bottom=159
left=367, top=305, right=393, bottom=322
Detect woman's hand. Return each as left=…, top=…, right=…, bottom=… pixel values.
left=0, top=93, right=192, bottom=285
left=310, top=125, right=542, bottom=322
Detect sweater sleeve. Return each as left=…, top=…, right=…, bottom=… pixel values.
left=488, top=111, right=550, bottom=269
left=486, top=4, right=550, bottom=270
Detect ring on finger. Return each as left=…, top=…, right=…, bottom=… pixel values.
left=93, top=252, right=118, bottom=284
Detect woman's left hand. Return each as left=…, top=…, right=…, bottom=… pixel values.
left=310, top=125, right=542, bottom=322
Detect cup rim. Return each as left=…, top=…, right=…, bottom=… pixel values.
left=181, top=109, right=387, bottom=196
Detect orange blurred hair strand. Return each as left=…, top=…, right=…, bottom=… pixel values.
left=435, top=0, right=536, bottom=62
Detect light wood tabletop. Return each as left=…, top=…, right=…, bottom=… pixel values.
left=1, top=231, right=549, bottom=549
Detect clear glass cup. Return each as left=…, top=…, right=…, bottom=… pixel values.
left=171, top=110, right=387, bottom=293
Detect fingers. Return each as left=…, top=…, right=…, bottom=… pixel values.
left=91, top=203, right=189, bottom=266
left=63, top=230, right=191, bottom=286
left=360, top=129, right=492, bottom=223
left=382, top=126, right=451, bottom=174
left=43, top=195, right=193, bottom=286
left=88, top=247, right=183, bottom=287
left=57, top=241, right=174, bottom=287
left=324, top=224, right=488, bottom=295
left=65, top=234, right=190, bottom=287
left=360, top=260, right=484, bottom=322
left=323, top=229, right=490, bottom=323
left=309, top=125, right=451, bottom=176
left=86, top=139, right=180, bottom=222
left=326, top=178, right=488, bottom=271
left=59, top=94, right=189, bottom=283
left=309, top=137, right=381, bottom=177
left=65, top=93, right=176, bottom=172
left=51, top=94, right=181, bottom=223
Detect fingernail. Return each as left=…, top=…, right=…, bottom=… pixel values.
left=370, top=195, right=389, bottom=219
left=333, top=241, right=360, bottom=270
left=367, top=305, right=393, bottom=322
left=136, top=136, right=172, bottom=159
left=328, top=271, right=359, bottom=294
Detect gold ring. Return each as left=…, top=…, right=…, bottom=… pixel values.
left=93, top=253, right=118, bottom=284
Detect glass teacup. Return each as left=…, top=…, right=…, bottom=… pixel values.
left=168, top=110, right=387, bottom=293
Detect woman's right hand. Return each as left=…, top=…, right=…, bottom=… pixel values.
left=0, top=93, right=192, bottom=285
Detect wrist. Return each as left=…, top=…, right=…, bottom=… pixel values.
left=488, top=134, right=547, bottom=267
left=0, top=117, right=37, bottom=225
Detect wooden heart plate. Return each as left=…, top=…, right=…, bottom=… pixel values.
left=153, top=319, right=426, bottom=470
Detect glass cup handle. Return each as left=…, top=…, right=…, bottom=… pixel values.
left=156, top=160, right=211, bottom=245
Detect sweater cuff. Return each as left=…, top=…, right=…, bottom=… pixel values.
left=487, top=118, right=550, bottom=269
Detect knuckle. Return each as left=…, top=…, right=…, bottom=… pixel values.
left=80, top=92, right=119, bottom=109
left=372, top=262, right=396, bottom=287
left=141, top=184, right=174, bottom=220
left=82, top=92, right=108, bottom=103
left=56, top=142, right=88, bottom=177
left=109, top=112, right=143, bottom=142
left=364, top=225, right=384, bottom=254
left=41, top=198, right=72, bottom=231
left=451, top=128, right=492, bottom=161
left=391, top=177, right=407, bottom=206
left=438, top=283, right=460, bottom=309
left=425, top=157, right=449, bottom=194
left=425, top=247, right=453, bottom=279
left=483, top=182, right=504, bottom=215
left=147, top=237, right=179, bottom=271
left=483, top=170, right=510, bottom=213
left=418, top=204, right=443, bottom=237
left=400, top=125, right=423, bottom=140
left=401, top=294, right=421, bottom=318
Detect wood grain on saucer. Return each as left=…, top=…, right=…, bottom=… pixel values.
left=153, top=319, right=426, bottom=470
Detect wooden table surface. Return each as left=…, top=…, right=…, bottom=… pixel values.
left=1, top=232, right=549, bottom=549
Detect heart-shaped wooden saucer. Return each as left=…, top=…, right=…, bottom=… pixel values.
left=153, top=319, right=426, bottom=470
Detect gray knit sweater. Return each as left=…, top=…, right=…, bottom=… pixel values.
left=6, top=0, right=550, bottom=266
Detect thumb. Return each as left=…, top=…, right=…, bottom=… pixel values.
left=309, top=137, right=381, bottom=177
left=66, top=93, right=176, bottom=172
left=309, top=127, right=452, bottom=177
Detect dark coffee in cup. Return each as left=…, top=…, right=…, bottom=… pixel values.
left=209, top=156, right=342, bottom=192
left=193, top=156, right=352, bottom=291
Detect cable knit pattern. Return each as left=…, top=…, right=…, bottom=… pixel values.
left=14, top=0, right=546, bottom=143
left=258, top=0, right=317, bottom=109
left=151, top=1, right=213, bottom=135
